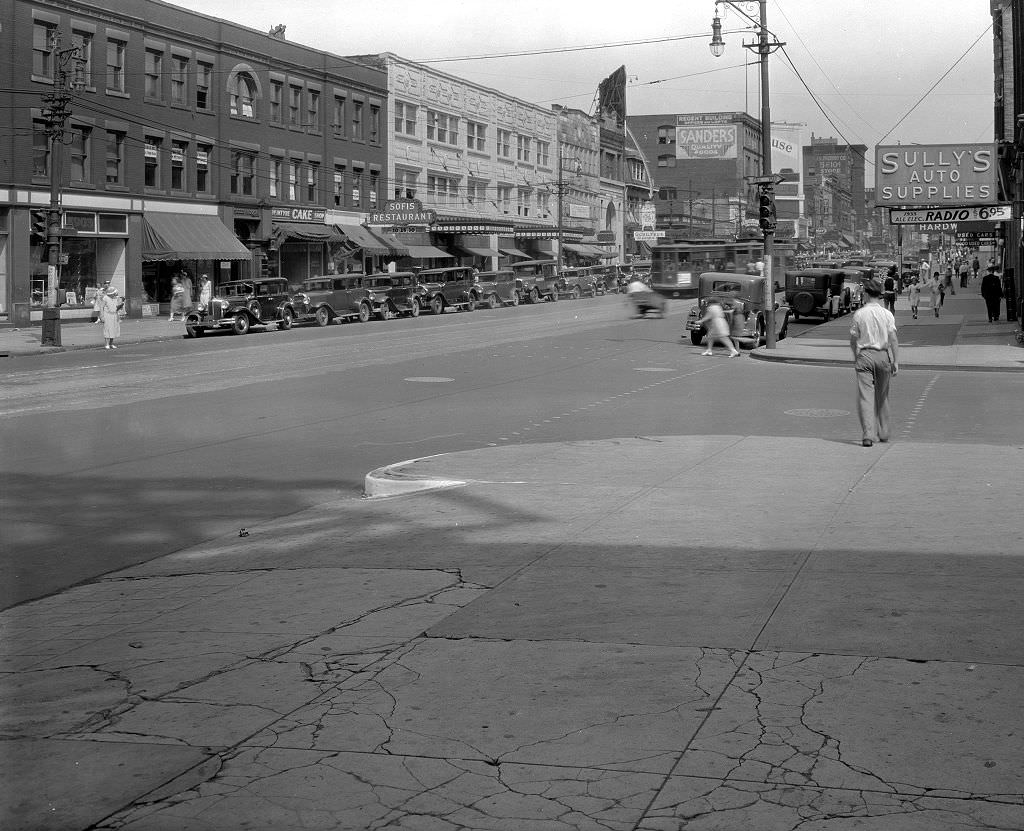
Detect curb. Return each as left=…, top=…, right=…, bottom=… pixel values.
left=363, top=454, right=467, bottom=499
left=0, top=332, right=186, bottom=357
left=749, top=349, right=1024, bottom=372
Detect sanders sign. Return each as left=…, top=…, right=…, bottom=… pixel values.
left=875, top=144, right=995, bottom=206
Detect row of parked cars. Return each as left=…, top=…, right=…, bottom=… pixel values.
left=182, top=262, right=647, bottom=338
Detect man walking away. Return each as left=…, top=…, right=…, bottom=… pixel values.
left=981, top=265, right=1003, bottom=322
left=882, top=267, right=898, bottom=313
left=850, top=276, right=899, bottom=448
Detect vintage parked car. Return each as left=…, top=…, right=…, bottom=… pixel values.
left=784, top=268, right=847, bottom=321
left=364, top=272, right=423, bottom=318
left=558, top=266, right=601, bottom=299
left=841, top=265, right=876, bottom=312
left=685, top=272, right=790, bottom=347
left=290, top=274, right=391, bottom=326
left=184, top=277, right=293, bottom=337
left=474, top=269, right=521, bottom=307
left=417, top=266, right=480, bottom=314
left=511, top=259, right=563, bottom=303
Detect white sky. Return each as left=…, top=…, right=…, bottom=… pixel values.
left=167, top=0, right=996, bottom=170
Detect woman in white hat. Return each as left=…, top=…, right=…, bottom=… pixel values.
left=98, top=284, right=124, bottom=349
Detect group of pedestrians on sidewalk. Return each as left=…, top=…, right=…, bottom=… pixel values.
left=167, top=270, right=212, bottom=323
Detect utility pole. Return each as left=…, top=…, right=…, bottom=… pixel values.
left=40, top=32, right=86, bottom=347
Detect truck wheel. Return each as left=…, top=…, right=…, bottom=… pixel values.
left=315, top=306, right=332, bottom=327
left=232, top=313, right=250, bottom=335
left=184, top=315, right=204, bottom=338
left=358, top=303, right=371, bottom=323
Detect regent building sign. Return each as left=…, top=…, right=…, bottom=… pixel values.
left=675, top=114, right=737, bottom=160
left=875, top=143, right=995, bottom=206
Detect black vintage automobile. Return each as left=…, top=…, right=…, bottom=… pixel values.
left=183, top=277, right=293, bottom=337
left=474, top=269, right=521, bottom=307
left=685, top=272, right=790, bottom=347
left=784, top=268, right=847, bottom=321
left=511, top=259, right=563, bottom=303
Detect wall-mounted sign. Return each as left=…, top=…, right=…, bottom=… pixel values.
left=595, top=230, right=615, bottom=243
left=875, top=144, right=996, bottom=206
left=272, top=207, right=327, bottom=223
left=568, top=203, right=590, bottom=219
left=676, top=123, right=737, bottom=160
left=639, top=200, right=657, bottom=230
left=633, top=230, right=666, bottom=241
left=368, top=199, right=434, bottom=225
left=888, top=204, right=1010, bottom=224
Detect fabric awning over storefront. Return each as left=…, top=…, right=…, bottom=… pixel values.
left=405, top=244, right=454, bottom=259
left=563, top=243, right=613, bottom=258
left=142, top=212, right=251, bottom=261
left=334, top=222, right=391, bottom=255
left=272, top=222, right=344, bottom=243
left=370, top=231, right=411, bottom=256
left=455, top=235, right=501, bottom=258
left=499, top=245, right=530, bottom=258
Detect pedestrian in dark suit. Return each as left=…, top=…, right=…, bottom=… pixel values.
left=981, top=266, right=1003, bottom=322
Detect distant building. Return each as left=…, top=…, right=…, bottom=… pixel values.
left=802, top=136, right=868, bottom=249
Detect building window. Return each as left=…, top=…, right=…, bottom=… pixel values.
left=369, top=169, right=379, bottom=207
left=351, top=167, right=363, bottom=206
left=426, top=110, right=458, bottom=145
left=230, top=150, right=255, bottom=196
left=105, top=130, right=123, bottom=184
left=144, top=139, right=162, bottom=188
left=657, top=154, right=676, bottom=168
left=333, top=166, right=346, bottom=206
left=333, top=95, right=346, bottom=136
left=269, top=158, right=281, bottom=199
left=287, top=160, right=299, bottom=201
left=394, top=169, right=416, bottom=199
left=307, top=162, right=318, bottom=202
left=517, top=187, right=531, bottom=216
left=395, top=101, right=416, bottom=136
left=289, top=84, right=302, bottom=126
left=427, top=174, right=457, bottom=203
left=497, top=184, right=512, bottom=214
left=196, top=145, right=211, bottom=193
left=73, top=30, right=93, bottom=86
left=466, top=121, right=485, bottom=152
left=658, top=187, right=677, bottom=200
left=657, top=126, right=675, bottom=145
left=516, top=135, right=531, bottom=162
left=171, top=140, right=187, bottom=190
left=170, top=55, right=188, bottom=105
left=537, top=190, right=550, bottom=217
left=33, top=21, right=56, bottom=79
left=467, top=179, right=487, bottom=204
left=352, top=100, right=364, bottom=140
left=230, top=72, right=257, bottom=119
left=497, top=129, right=511, bottom=158
left=196, top=61, right=212, bottom=110
left=32, top=119, right=49, bottom=177
left=71, top=128, right=95, bottom=187
left=145, top=49, right=163, bottom=99
left=536, top=140, right=550, bottom=167
left=106, top=39, right=126, bottom=93
left=369, top=103, right=380, bottom=143
left=308, top=90, right=321, bottom=131
left=270, top=80, right=283, bottom=124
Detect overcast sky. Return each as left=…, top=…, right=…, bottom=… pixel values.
left=167, top=0, right=996, bottom=169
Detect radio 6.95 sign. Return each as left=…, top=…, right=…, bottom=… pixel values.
left=875, top=143, right=995, bottom=206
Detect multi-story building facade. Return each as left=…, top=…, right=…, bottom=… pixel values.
left=1, top=0, right=389, bottom=324
left=802, top=136, right=868, bottom=247
left=626, top=111, right=763, bottom=240
left=992, top=0, right=1021, bottom=322
left=351, top=52, right=569, bottom=266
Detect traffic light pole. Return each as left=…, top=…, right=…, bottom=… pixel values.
left=756, top=0, right=776, bottom=349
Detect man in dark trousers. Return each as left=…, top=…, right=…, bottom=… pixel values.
left=882, top=266, right=898, bottom=313
left=849, top=276, right=899, bottom=448
left=981, top=265, right=1003, bottom=322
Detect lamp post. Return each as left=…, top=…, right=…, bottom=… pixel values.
left=40, top=32, right=86, bottom=347
left=710, top=1, right=783, bottom=347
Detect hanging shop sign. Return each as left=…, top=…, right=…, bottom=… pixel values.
left=272, top=207, right=327, bottom=223
left=368, top=199, right=435, bottom=225
left=633, top=230, right=666, bottom=241
left=888, top=205, right=1010, bottom=225
left=875, top=144, right=996, bottom=206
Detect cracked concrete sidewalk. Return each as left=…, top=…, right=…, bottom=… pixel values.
left=2, top=435, right=1023, bottom=830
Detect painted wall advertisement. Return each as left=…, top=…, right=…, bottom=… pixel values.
left=875, top=143, right=995, bottom=206
left=675, top=114, right=737, bottom=160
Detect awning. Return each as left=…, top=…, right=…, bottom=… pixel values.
left=499, top=245, right=531, bottom=258
left=371, top=231, right=411, bottom=257
left=334, top=222, right=390, bottom=255
left=404, top=244, right=454, bottom=259
left=272, top=222, right=344, bottom=243
left=455, top=235, right=501, bottom=258
left=563, top=243, right=609, bottom=258
left=142, top=212, right=251, bottom=261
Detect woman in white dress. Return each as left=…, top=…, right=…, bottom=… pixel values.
left=98, top=285, right=123, bottom=349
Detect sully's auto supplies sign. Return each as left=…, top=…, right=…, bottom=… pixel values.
left=676, top=114, right=737, bottom=160
left=875, top=144, right=995, bottom=206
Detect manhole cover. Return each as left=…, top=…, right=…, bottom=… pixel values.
left=404, top=377, right=454, bottom=383
left=634, top=367, right=676, bottom=372
left=785, top=408, right=850, bottom=418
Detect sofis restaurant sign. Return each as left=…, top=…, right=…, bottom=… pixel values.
left=875, top=144, right=995, bottom=206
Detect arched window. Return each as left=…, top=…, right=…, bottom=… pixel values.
left=227, top=67, right=261, bottom=119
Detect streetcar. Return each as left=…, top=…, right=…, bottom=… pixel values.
left=650, top=238, right=785, bottom=299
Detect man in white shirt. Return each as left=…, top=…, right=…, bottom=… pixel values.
left=849, top=276, right=899, bottom=447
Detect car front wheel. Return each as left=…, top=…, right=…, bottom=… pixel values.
left=315, top=306, right=332, bottom=327
left=408, top=298, right=420, bottom=317
left=232, top=313, right=250, bottom=335
left=357, top=303, right=371, bottom=323
left=278, top=308, right=294, bottom=330
left=431, top=296, right=445, bottom=315
left=184, top=315, right=203, bottom=338
left=529, top=288, right=540, bottom=304
left=510, top=291, right=520, bottom=306
left=487, top=294, right=499, bottom=310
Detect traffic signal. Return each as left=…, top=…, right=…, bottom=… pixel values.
left=30, top=209, right=48, bottom=244
left=758, top=188, right=777, bottom=232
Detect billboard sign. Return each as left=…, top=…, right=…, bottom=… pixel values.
left=676, top=114, right=737, bottom=160
left=875, top=144, right=995, bottom=206
left=888, top=204, right=1010, bottom=224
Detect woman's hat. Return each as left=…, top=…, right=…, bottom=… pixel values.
left=105, top=286, right=118, bottom=296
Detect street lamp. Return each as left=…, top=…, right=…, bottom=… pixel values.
left=39, top=33, right=86, bottom=346
left=709, top=0, right=783, bottom=347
